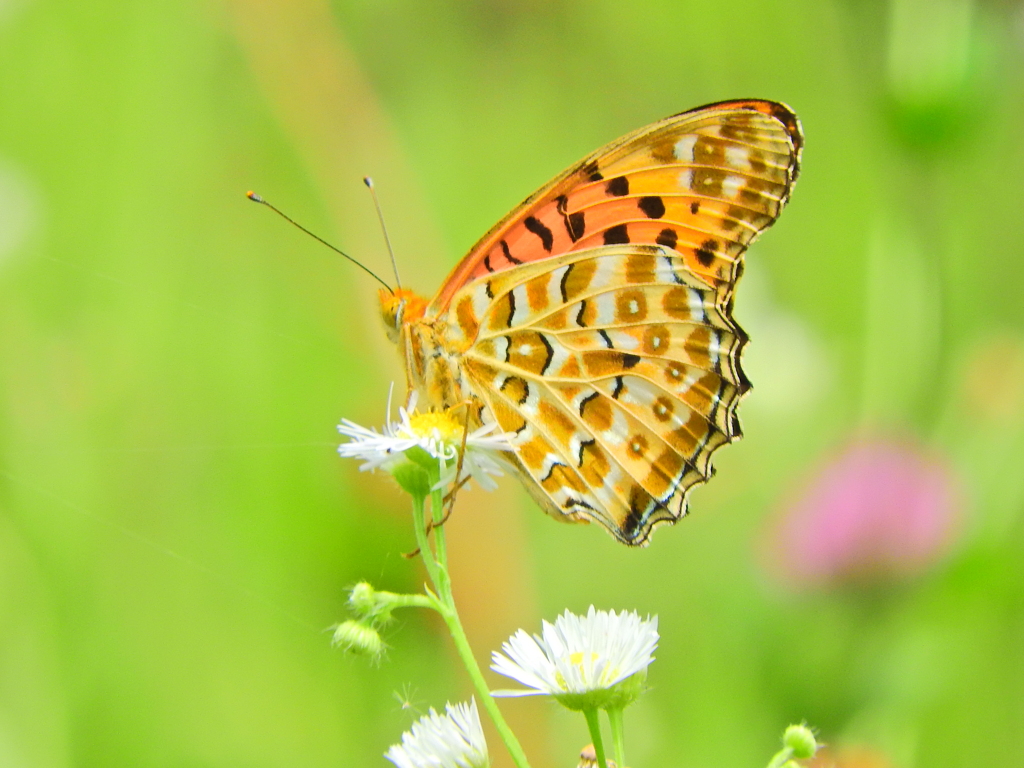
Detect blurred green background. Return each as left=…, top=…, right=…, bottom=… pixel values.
left=2, top=0, right=1024, bottom=766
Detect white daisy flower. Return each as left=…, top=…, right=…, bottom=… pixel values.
left=385, top=698, right=489, bottom=768
left=338, top=390, right=512, bottom=492
left=491, top=606, right=658, bottom=711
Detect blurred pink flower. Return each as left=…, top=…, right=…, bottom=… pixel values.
left=767, top=437, right=962, bottom=586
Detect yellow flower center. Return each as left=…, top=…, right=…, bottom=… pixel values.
left=553, top=651, right=618, bottom=691
left=407, top=410, right=464, bottom=443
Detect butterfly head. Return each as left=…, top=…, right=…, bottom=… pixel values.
left=378, top=288, right=428, bottom=344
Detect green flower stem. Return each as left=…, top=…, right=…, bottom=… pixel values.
left=410, top=491, right=445, bottom=597
left=372, top=591, right=434, bottom=610
left=765, top=747, right=794, bottom=768
left=429, top=486, right=450, bottom=574
left=409, top=487, right=532, bottom=768
left=583, top=709, right=610, bottom=768
left=606, top=707, right=625, bottom=768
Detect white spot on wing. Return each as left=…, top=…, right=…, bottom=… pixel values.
left=592, top=292, right=618, bottom=326
left=656, top=254, right=681, bottom=280
left=677, top=169, right=693, bottom=190
left=545, top=336, right=570, bottom=375
left=509, top=284, right=529, bottom=327
left=550, top=265, right=571, bottom=305
left=492, top=336, right=509, bottom=361
left=674, top=135, right=697, bottom=161
left=472, top=283, right=492, bottom=321
left=539, top=453, right=562, bottom=480
left=589, top=254, right=617, bottom=292
left=708, top=330, right=721, bottom=367
left=520, top=380, right=541, bottom=417
left=725, top=145, right=749, bottom=170
left=723, top=175, right=744, bottom=199
left=687, top=288, right=705, bottom=322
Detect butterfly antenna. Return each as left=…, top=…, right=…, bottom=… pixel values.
left=246, top=191, right=394, bottom=293
left=363, top=177, right=402, bottom=291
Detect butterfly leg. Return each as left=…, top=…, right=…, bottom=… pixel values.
left=432, top=402, right=474, bottom=530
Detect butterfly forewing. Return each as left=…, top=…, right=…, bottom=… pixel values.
left=400, top=100, right=802, bottom=545
left=429, top=100, right=802, bottom=314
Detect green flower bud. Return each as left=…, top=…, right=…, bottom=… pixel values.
left=331, top=620, right=384, bottom=660
left=348, top=581, right=377, bottom=614
left=783, top=724, right=817, bottom=760
left=346, top=582, right=394, bottom=625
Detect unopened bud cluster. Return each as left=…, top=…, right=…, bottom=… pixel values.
left=331, top=582, right=416, bottom=661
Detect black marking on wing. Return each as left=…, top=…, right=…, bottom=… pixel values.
left=578, top=391, right=599, bottom=416
left=501, top=239, right=523, bottom=265
left=638, top=196, right=666, bottom=219
left=604, top=224, right=630, bottom=245
left=565, top=496, right=598, bottom=511
left=567, top=212, right=585, bottom=241
left=524, top=216, right=554, bottom=252
left=506, top=288, right=517, bottom=326
left=598, top=329, right=614, bottom=349
left=541, top=460, right=567, bottom=483
left=556, top=195, right=585, bottom=242
left=606, top=176, right=629, bottom=196
left=656, top=228, right=677, bottom=250
left=539, top=333, right=555, bottom=375
left=559, top=263, right=573, bottom=302
left=695, top=238, right=718, bottom=267
left=500, top=375, right=530, bottom=405
left=577, top=438, right=596, bottom=467
left=575, top=300, right=588, bottom=327
left=622, top=508, right=643, bottom=540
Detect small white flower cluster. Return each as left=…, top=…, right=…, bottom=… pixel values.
left=338, top=391, right=512, bottom=491
left=386, top=699, right=489, bottom=768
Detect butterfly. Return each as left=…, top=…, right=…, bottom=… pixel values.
left=380, top=100, right=803, bottom=546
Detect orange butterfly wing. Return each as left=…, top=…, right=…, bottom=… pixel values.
left=429, top=99, right=801, bottom=311
left=407, top=100, right=802, bottom=545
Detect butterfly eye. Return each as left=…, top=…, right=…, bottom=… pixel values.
left=378, top=289, right=404, bottom=344
left=379, top=288, right=428, bottom=345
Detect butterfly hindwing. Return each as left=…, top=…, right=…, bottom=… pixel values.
left=451, top=246, right=748, bottom=544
